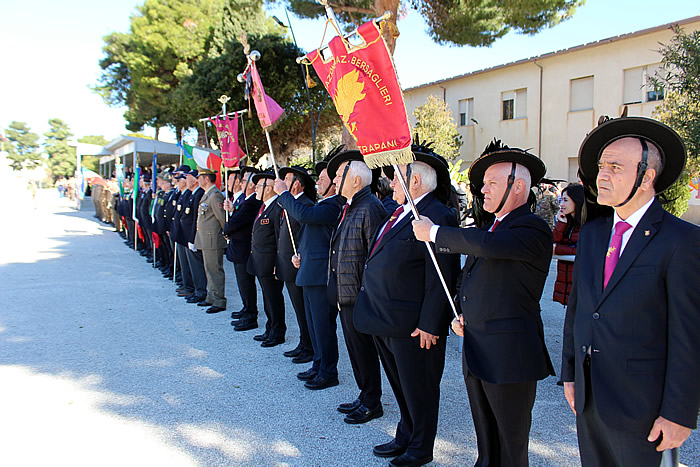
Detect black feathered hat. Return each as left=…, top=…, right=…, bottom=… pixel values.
left=279, top=165, right=317, bottom=200
left=468, top=139, right=546, bottom=192
left=315, top=145, right=344, bottom=176
left=382, top=141, right=452, bottom=204
left=578, top=115, right=686, bottom=195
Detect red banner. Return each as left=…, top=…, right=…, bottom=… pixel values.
left=246, top=61, right=285, bottom=130
left=306, top=20, right=413, bottom=168
left=210, top=113, right=245, bottom=168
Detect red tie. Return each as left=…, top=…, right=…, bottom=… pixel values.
left=338, top=204, right=349, bottom=225
left=255, top=204, right=265, bottom=221
left=370, top=206, right=404, bottom=256
left=489, top=220, right=500, bottom=232
left=603, top=221, right=632, bottom=289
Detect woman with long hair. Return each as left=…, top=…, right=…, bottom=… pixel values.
left=553, top=183, right=584, bottom=306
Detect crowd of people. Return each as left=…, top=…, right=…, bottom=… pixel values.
left=88, top=115, right=697, bottom=467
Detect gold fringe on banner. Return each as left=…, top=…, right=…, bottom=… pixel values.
left=364, top=146, right=414, bottom=169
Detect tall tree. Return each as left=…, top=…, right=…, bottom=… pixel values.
left=412, top=94, right=462, bottom=161
left=78, top=135, right=110, bottom=146
left=1, top=121, right=43, bottom=171
left=94, top=0, right=272, bottom=139
left=175, top=33, right=340, bottom=163
left=652, top=24, right=700, bottom=217
left=44, top=118, right=76, bottom=180
left=280, top=0, right=583, bottom=54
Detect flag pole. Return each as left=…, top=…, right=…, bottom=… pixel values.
left=241, top=47, right=297, bottom=257
left=218, top=95, right=231, bottom=224
left=393, top=164, right=459, bottom=319
left=173, top=136, right=183, bottom=282
left=264, top=128, right=298, bottom=257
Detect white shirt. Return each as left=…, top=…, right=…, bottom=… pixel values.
left=233, top=190, right=243, bottom=201
left=263, top=194, right=279, bottom=211
left=376, top=193, right=428, bottom=240
left=611, top=197, right=654, bottom=255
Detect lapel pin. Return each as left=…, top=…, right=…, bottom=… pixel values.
left=644, top=230, right=650, bottom=236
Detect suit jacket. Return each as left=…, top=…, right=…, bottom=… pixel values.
left=354, top=193, right=460, bottom=337
left=180, top=187, right=204, bottom=244
left=247, top=198, right=283, bottom=278
left=224, top=194, right=262, bottom=264
left=276, top=193, right=314, bottom=282
left=172, top=189, right=191, bottom=245
left=561, top=200, right=700, bottom=432
left=277, top=192, right=343, bottom=287
left=435, top=203, right=555, bottom=384
left=195, top=185, right=227, bottom=250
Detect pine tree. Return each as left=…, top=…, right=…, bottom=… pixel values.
left=44, top=118, right=76, bottom=180
left=2, top=121, right=43, bottom=171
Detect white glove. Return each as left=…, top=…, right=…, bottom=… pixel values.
left=188, top=242, right=196, bottom=252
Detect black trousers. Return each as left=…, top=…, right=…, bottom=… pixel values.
left=339, top=303, right=381, bottom=408
left=577, top=358, right=664, bottom=467
left=257, top=276, right=285, bottom=339
left=126, top=219, right=135, bottom=243
left=304, top=285, right=338, bottom=379
left=177, top=243, right=193, bottom=292
left=375, top=334, right=447, bottom=458
left=285, top=280, right=311, bottom=351
left=233, top=262, right=257, bottom=321
left=185, top=248, right=207, bottom=299
left=464, top=367, right=537, bottom=467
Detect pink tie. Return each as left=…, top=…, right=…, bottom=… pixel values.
left=370, top=206, right=404, bottom=256
left=255, top=204, right=265, bottom=221
left=603, top=221, right=632, bottom=289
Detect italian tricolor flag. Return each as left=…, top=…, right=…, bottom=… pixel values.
left=180, top=143, right=223, bottom=187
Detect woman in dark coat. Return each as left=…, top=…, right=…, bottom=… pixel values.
left=552, top=183, right=584, bottom=305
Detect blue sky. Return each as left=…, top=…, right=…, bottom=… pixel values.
left=0, top=0, right=697, bottom=145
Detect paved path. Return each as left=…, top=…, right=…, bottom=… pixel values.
left=0, top=189, right=697, bottom=466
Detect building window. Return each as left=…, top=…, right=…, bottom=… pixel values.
left=570, top=76, right=594, bottom=111
left=458, top=98, right=474, bottom=126
left=502, top=89, right=526, bottom=120
left=623, top=64, right=665, bottom=105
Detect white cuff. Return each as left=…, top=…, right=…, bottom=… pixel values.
left=429, top=225, right=440, bottom=243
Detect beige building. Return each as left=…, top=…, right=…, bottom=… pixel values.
left=403, top=16, right=700, bottom=184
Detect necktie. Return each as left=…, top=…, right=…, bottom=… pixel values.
left=489, top=220, right=500, bottom=232
left=603, top=221, right=632, bottom=289
left=338, top=204, right=349, bottom=225
left=255, top=204, right=265, bottom=221
left=370, top=206, right=405, bottom=256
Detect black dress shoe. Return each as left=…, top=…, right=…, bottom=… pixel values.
left=337, top=398, right=362, bottom=414
left=389, top=453, right=433, bottom=467
left=261, top=337, right=284, bottom=348
left=304, top=376, right=339, bottom=390
left=206, top=306, right=226, bottom=314
left=292, top=351, right=313, bottom=364
left=197, top=301, right=212, bottom=307
left=283, top=345, right=303, bottom=358
left=177, top=290, right=193, bottom=297
left=230, top=311, right=243, bottom=319
left=233, top=321, right=257, bottom=331
left=186, top=296, right=204, bottom=303
left=297, top=369, right=318, bottom=381
left=344, top=404, right=383, bottom=424
left=373, top=440, right=408, bottom=458
left=253, top=332, right=269, bottom=342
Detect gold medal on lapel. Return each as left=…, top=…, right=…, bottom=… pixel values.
left=261, top=218, right=270, bottom=225
left=185, top=207, right=190, bottom=214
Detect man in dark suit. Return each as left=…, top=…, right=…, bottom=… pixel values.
left=224, top=167, right=261, bottom=330
left=172, top=168, right=194, bottom=296
left=181, top=169, right=208, bottom=304
left=274, top=151, right=344, bottom=389
left=414, top=141, right=555, bottom=466
left=247, top=169, right=286, bottom=347
left=561, top=116, right=699, bottom=466
left=275, top=166, right=315, bottom=364
left=356, top=147, right=460, bottom=467
left=328, top=151, right=387, bottom=424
